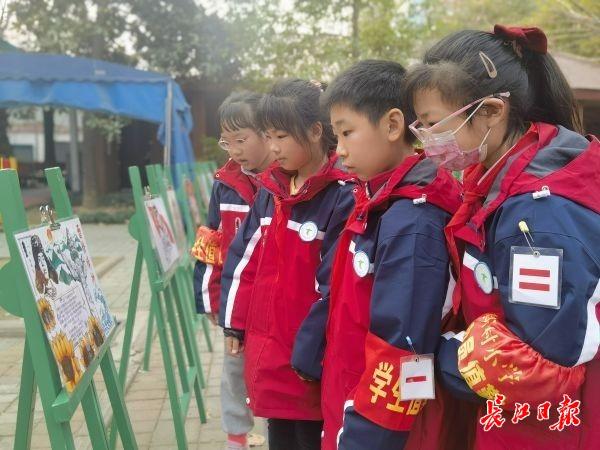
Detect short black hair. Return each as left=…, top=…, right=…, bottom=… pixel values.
left=218, top=91, right=263, bottom=132
left=257, top=78, right=336, bottom=153
left=322, top=59, right=408, bottom=123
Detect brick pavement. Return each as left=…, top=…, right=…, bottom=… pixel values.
left=0, top=224, right=266, bottom=449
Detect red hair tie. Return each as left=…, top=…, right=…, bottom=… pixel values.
left=493, top=24, right=547, bottom=56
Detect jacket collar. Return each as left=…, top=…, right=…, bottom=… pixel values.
left=258, top=153, right=351, bottom=205
left=345, top=153, right=462, bottom=235
left=214, top=159, right=260, bottom=205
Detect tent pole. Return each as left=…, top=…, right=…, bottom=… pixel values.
left=68, top=110, right=81, bottom=192
left=164, top=81, right=173, bottom=167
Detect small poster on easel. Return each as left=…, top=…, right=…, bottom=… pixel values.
left=15, top=218, right=115, bottom=392
left=166, top=187, right=187, bottom=252
left=144, top=197, right=181, bottom=273
left=184, top=179, right=202, bottom=227
left=197, top=173, right=211, bottom=208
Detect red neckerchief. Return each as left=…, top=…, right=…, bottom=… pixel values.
left=366, top=166, right=398, bottom=197
left=346, top=153, right=462, bottom=235
left=344, top=167, right=398, bottom=232
left=214, top=159, right=259, bottom=205
left=258, top=153, right=350, bottom=206
left=258, top=153, right=352, bottom=252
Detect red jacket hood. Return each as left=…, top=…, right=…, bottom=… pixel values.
left=214, top=159, right=260, bottom=205
left=472, top=122, right=600, bottom=227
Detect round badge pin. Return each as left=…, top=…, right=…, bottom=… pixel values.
left=299, top=221, right=318, bottom=242
left=474, top=261, right=493, bottom=294
left=353, top=251, right=370, bottom=278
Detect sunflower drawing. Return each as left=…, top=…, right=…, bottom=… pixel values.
left=79, top=334, right=96, bottom=368
left=88, top=316, right=105, bottom=348
left=37, top=298, right=56, bottom=332
left=51, top=332, right=83, bottom=391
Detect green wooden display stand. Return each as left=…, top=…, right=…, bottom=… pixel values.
left=176, top=163, right=201, bottom=247
left=109, top=165, right=207, bottom=450
left=172, top=165, right=214, bottom=349
left=154, top=163, right=212, bottom=356
left=0, top=167, right=137, bottom=450
left=177, top=163, right=208, bottom=225
left=190, top=162, right=210, bottom=224
left=193, top=162, right=216, bottom=214
left=206, top=161, right=218, bottom=173
left=140, top=164, right=213, bottom=373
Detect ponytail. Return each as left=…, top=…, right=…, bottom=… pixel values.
left=525, top=51, right=582, bottom=133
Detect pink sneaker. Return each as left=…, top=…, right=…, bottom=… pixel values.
left=224, top=442, right=249, bottom=450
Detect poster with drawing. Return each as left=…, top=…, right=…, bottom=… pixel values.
left=184, top=178, right=202, bottom=228
left=15, top=218, right=115, bottom=392
left=196, top=173, right=211, bottom=209
left=166, top=187, right=187, bottom=252
left=144, top=197, right=180, bottom=273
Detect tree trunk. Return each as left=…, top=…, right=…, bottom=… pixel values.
left=352, top=0, right=361, bottom=60
left=0, top=110, right=11, bottom=157
left=68, top=110, right=81, bottom=192
left=82, top=26, right=114, bottom=208
left=43, top=108, right=56, bottom=165
left=82, top=113, right=101, bottom=208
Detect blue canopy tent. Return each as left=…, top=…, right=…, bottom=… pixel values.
left=0, top=52, right=194, bottom=179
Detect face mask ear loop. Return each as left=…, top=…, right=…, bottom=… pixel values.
left=452, top=99, right=488, bottom=135
left=478, top=127, right=493, bottom=161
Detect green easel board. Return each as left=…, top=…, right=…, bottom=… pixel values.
left=147, top=162, right=210, bottom=400
left=176, top=163, right=202, bottom=247
left=189, top=162, right=209, bottom=224
left=0, top=167, right=137, bottom=450
left=194, top=162, right=216, bottom=214
left=177, top=163, right=206, bottom=233
left=140, top=164, right=213, bottom=370
left=168, top=165, right=214, bottom=348
left=109, top=165, right=207, bottom=450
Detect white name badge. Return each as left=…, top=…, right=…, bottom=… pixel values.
left=299, top=221, right=318, bottom=242
left=509, top=246, right=563, bottom=309
left=400, top=354, right=435, bottom=401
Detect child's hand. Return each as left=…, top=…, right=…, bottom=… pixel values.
left=225, top=336, right=244, bottom=357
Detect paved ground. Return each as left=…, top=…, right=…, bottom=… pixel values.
left=0, top=224, right=266, bottom=450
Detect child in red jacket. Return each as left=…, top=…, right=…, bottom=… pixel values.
left=293, top=60, right=462, bottom=450
left=404, top=24, right=600, bottom=450
left=193, top=91, right=272, bottom=450
left=219, top=79, right=355, bottom=450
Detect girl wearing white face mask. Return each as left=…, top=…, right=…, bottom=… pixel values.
left=401, top=25, right=600, bottom=450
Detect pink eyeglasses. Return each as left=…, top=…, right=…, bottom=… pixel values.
left=409, top=92, right=510, bottom=142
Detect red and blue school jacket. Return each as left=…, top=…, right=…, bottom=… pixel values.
left=304, top=154, right=462, bottom=450
left=218, top=155, right=355, bottom=420
left=438, top=123, right=600, bottom=449
left=193, top=159, right=259, bottom=315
